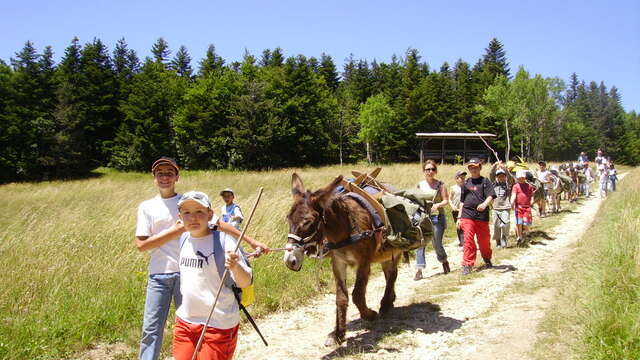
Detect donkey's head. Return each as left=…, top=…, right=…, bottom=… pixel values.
left=283, top=173, right=343, bottom=271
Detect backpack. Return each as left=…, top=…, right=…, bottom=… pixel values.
left=179, top=231, right=254, bottom=307
left=222, top=204, right=242, bottom=224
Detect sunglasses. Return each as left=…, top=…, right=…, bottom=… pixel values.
left=424, top=168, right=436, bottom=172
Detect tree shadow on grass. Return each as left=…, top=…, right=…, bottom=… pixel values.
left=320, top=302, right=464, bottom=359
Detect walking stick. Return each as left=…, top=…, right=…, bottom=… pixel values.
left=191, top=187, right=264, bottom=360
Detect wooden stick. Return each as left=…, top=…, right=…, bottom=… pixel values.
left=475, top=131, right=501, bottom=162
left=191, top=187, right=264, bottom=360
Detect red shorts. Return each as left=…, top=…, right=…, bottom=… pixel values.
left=172, top=316, right=239, bottom=360
left=516, top=207, right=532, bottom=225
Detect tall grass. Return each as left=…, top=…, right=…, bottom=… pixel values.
left=0, top=162, right=483, bottom=359
left=534, top=168, right=640, bottom=359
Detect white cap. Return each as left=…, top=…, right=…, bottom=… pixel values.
left=516, top=170, right=527, bottom=179
left=496, top=169, right=506, bottom=176
left=178, top=191, right=212, bottom=209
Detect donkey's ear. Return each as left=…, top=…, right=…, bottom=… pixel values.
left=291, top=173, right=305, bottom=199
left=313, top=175, right=344, bottom=206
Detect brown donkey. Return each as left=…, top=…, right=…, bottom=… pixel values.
left=283, top=173, right=403, bottom=346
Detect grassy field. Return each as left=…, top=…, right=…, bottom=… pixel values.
left=0, top=161, right=479, bottom=359
left=1, top=161, right=625, bottom=359
left=533, top=167, right=640, bottom=359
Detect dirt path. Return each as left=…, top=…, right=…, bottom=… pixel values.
left=235, top=185, right=616, bottom=360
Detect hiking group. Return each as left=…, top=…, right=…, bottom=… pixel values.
left=133, top=149, right=615, bottom=359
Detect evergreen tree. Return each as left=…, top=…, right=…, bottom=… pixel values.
left=565, top=72, right=579, bottom=105
left=151, top=37, right=171, bottom=65
left=171, top=45, right=193, bottom=78
left=318, top=53, right=339, bottom=91
left=482, top=38, right=510, bottom=79
left=111, top=60, right=186, bottom=170
left=0, top=61, right=17, bottom=182
left=198, top=44, right=225, bottom=77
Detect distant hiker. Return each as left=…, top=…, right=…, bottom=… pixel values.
left=537, top=161, right=550, bottom=217
left=415, top=160, right=451, bottom=279
left=511, top=170, right=535, bottom=247
left=583, top=162, right=594, bottom=197
left=608, top=163, right=618, bottom=192
left=172, top=191, right=252, bottom=360
left=457, top=158, right=496, bottom=275
left=597, top=164, right=609, bottom=199
left=578, top=151, right=589, bottom=164
left=135, top=157, right=185, bottom=360
left=492, top=168, right=511, bottom=248
left=449, top=170, right=467, bottom=247
left=595, top=149, right=606, bottom=165
left=219, top=188, right=244, bottom=230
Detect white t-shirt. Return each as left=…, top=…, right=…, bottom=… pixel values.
left=537, top=170, right=550, bottom=183
left=136, top=194, right=182, bottom=274
left=220, top=204, right=243, bottom=230
left=176, top=232, right=252, bottom=329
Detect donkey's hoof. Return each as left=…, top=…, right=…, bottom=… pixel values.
left=380, top=302, right=395, bottom=314
left=361, top=309, right=378, bottom=322
left=324, top=332, right=344, bottom=347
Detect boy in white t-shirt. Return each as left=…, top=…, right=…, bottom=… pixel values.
left=136, top=157, right=185, bottom=360
left=172, top=191, right=252, bottom=360
left=219, top=188, right=244, bottom=230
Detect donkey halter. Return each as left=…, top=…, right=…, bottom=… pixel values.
left=287, top=210, right=325, bottom=254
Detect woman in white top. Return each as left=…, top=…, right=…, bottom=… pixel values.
left=415, top=160, right=450, bottom=280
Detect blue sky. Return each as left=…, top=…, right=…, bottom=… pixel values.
left=2, top=0, right=639, bottom=111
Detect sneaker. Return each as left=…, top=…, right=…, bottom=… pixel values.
left=483, top=258, right=493, bottom=268
left=413, top=270, right=423, bottom=281
left=442, top=261, right=451, bottom=274
left=462, top=266, right=472, bottom=275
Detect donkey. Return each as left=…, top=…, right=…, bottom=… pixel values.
left=546, top=172, right=563, bottom=213
left=283, top=174, right=403, bottom=347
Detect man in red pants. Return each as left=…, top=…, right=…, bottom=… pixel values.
left=456, top=158, right=496, bottom=275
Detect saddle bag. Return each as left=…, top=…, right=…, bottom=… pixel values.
left=379, top=189, right=434, bottom=250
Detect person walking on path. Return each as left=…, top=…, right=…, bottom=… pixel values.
left=491, top=169, right=511, bottom=248
left=135, top=157, right=185, bottom=360
left=578, top=151, right=589, bottom=164
left=457, top=158, right=496, bottom=275
left=511, top=170, right=535, bottom=247
left=449, top=170, right=466, bottom=247
left=537, top=161, right=550, bottom=217
left=597, top=164, right=609, bottom=199
left=219, top=188, right=244, bottom=230
left=595, top=149, right=606, bottom=165
left=608, top=163, right=618, bottom=192
left=415, top=160, right=451, bottom=279
left=583, top=162, right=594, bottom=197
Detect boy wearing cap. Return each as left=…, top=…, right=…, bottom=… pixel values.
left=173, top=191, right=252, bottom=360
left=492, top=169, right=511, bottom=248
left=220, top=189, right=244, bottom=230
left=136, top=157, right=185, bottom=360
left=511, top=171, right=535, bottom=246
left=449, top=171, right=466, bottom=246
left=456, top=158, right=496, bottom=275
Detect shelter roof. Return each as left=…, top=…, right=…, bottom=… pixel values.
left=416, top=132, right=496, bottom=139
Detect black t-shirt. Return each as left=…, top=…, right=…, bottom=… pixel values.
left=460, top=176, right=496, bottom=222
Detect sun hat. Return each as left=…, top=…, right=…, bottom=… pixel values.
left=178, top=191, right=211, bottom=209
left=516, top=170, right=527, bottom=179
left=219, top=188, right=235, bottom=196
left=466, top=158, right=482, bottom=167
left=151, top=156, right=179, bottom=174
left=496, top=169, right=506, bottom=176
left=455, top=170, right=467, bottom=178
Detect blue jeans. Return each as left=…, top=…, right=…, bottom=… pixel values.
left=416, top=213, right=447, bottom=268
left=139, top=272, right=182, bottom=360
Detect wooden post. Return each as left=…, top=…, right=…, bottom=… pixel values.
left=441, top=138, right=445, bottom=165
left=420, top=139, right=424, bottom=170
left=463, top=139, right=467, bottom=164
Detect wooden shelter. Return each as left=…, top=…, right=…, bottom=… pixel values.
left=416, top=132, right=497, bottom=166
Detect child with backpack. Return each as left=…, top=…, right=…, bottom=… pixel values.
left=220, top=188, right=244, bottom=230
left=511, top=171, right=535, bottom=247
left=173, top=191, right=252, bottom=360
